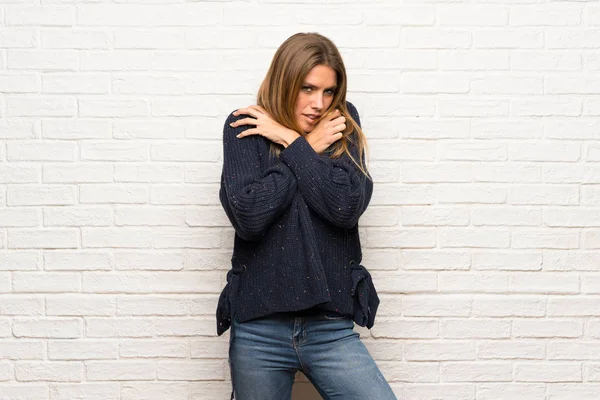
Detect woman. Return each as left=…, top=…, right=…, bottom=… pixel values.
left=216, top=32, right=396, bottom=400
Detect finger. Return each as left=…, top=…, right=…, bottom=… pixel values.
left=332, top=123, right=346, bottom=133
left=230, top=117, right=258, bottom=127
left=331, top=131, right=344, bottom=143
left=236, top=128, right=258, bottom=138
left=233, top=107, right=259, bottom=118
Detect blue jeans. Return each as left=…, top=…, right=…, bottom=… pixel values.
left=228, top=312, right=397, bottom=400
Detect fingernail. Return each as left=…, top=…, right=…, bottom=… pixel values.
left=229, top=122, right=234, bottom=126
left=236, top=134, right=241, bottom=138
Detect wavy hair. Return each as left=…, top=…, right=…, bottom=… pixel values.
left=256, top=32, right=369, bottom=176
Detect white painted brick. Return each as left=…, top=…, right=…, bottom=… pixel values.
left=587, top=144, right=600, bottom=162
left=402, top=72, right=470, bottom=94
left=82, top=228, right=153, bottom=248
left=0, top=119, right=37, bottom=140
left=363, top=96, right=436, bottom=117
left=114, top=29, right=185, bottom=49
left=471, top=76, right=543, bottom=95
left=85, top=318, right=154, bottom=338
left=0, top=73, right=38, bottom=93
left=513, top=318, right=583, bottom=338
left=13, top=272, right=80, bottom=293
left=44, top=251, right=112, bottom=271
left=366, top=227, right=435, bottom=248
left=363, top=49, right=436, bottom=70
left=367, top=161, right=400, bottom=183
left=438, top=5, right=508, bottom=26
left=15, top=361, right=83, bottom=382
left=364, top=6, right=434, bottom=26
left=370, top=318, right=439, bottom=339
left=0, top=28, right=37, bottom=48
left=583, top=230, right=600, bottom=249
left=48, top=340, right=118, bottom=360
left=545, top=118, right=600, bottom=140
left=79, top=184, right=148, bottom=204
left=369, top=184, right=435, bottom=206
left=114, top=120, right=186, bottom=139
left=8, top=229, right=78, bottom=249
left=8, top=50, right=78, bottom=70
left=0, top=340, right=45, bottom=360
left=439, top=50, right=510, bottom=70
left=150, top=142, right=221, bottom=162
left=471, top=207, right=541, bottom=226
left=116, top=163, right=184, bottom=183
left=543, top=251, right=600, bottom=271
left=13, top=318, right=81, bottom=338
left=150, top=184, right=219, bottom=205
left=394, top=119, right=470, bottom=139
left=439, top=99, right=509, bottom=117
left=79, top=50, right=152, bottom=71
left=121, top=383, right=189, bottom=400
left=0, top=208, right=40, bottom=227
left=77, top=5, right=222, bottom=27
left=115, top=206, right=184, bottom=226
left=515, top=362, right=581, bottom=382
left=117, top=297, right=188, bottom=317
left=511, top=4, right=582, bottom=26
left=403, top=28, right=471, bottom=49
left=6, top=6, right=75, bottom=26
left=379, top=360, right=438, bottom=383
left=0, top=251, right=40, bottom=271
left=547, top=29, right=600, bottom=49
left=154, top=318, right=214, bottom=337
left=402, top=206, right=469, bottom=226
left=185, top=206, right=229, bottom=228
left=49, top=383, right=120, bottom=400
left=511, top=51, right=582, bottom=71
left=371, top=272, right=436, bottom=293
left=41, top=28, right=110, bottom=49
left=509, top=185, right=578, bottom=206
left=157, top=360, right=224, bottom=380
left=473, top=295, right=545, bottom=317
left=79, top=99, right=149, bottom=117
left=44, top=206, right=113, bottom=226
left=81, top=142, right=148, bottom=161
left=120, top=339, right=188, bottom=358
left=512, top=229, right=579, bottom=249
left=82, top=272, right=220, bottom=294
left=405, top=341, right=474, bottom=361
left=441, top=319, right=511, bottom=339
left=46, top=296, right=115, bottom=316
left=0, top=163, right=38, bottom=184
left=513, top=97, right=582, bottom=116
left=439, top=272, right=508, bottom=293
left=189, top=295, right=219, bottom=316
left=403, top=295, right=472, bottom=317
left=116, top=250, right=184, bottom=271
left=8, top=141, right=76, bottom=162
left=7, top=96, right=77, bottom=117
left=439, top=228, right=510, bottom=248
left=0, top=319, right=9, bottom=337
left=548, top=383, right=600, bottom=400
left=43, top=164, right=112, bottom=184
left=545, top=208, right=600, bottom=228
left=42, top=73, right=110, bottom=94
left=152, top=97, right=219, bottom=117
left=186, top=27, right=258, bottom=49
left=477, top=384, right=545, bottom=400
left=441, top=362, right=511, bottom=382
left=437, top=185, right=506, bottom=204
left=86, top=361, right=155, bottom=381
left=477, top=340, right=546, bottom=360
left=368, top=140, right=435, bottom=161
left=42, top=119, right=111, bottom=139
left=549, top=297, right=600, bottom=317
left=474, top=29, right=543, bottom=49
left=405, top=384, right=474, bottom=400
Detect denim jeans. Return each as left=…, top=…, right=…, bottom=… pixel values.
left=228, top=312, right=397, bottom=400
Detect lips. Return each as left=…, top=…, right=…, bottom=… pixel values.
left=304, top=114, right=320, bottom=123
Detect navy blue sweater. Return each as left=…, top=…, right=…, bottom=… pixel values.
left=216, top=101, right=379, bottom=336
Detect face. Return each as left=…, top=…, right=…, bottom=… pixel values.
left=294, top=64, right=337, bottom=134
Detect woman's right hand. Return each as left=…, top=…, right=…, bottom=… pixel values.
left=305, top=109, right=347, bottom=154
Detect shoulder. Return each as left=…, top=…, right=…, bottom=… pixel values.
left=345, top=100, right=361, bottom=128
left=222, top=109, right=255, bottom=143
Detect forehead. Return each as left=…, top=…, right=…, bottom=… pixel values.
left=304, top=64, right=337, bottom=87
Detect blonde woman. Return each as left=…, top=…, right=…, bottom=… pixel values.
left=217, top=32, right=396, bottom=400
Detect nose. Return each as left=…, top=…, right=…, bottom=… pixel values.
left=311, top=92, right=324, bottom=111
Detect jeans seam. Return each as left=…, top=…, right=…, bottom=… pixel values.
left=292, top=318, right=308, bottom=374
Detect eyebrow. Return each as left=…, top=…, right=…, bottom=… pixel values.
left=303, top=82, right=337, bottom=91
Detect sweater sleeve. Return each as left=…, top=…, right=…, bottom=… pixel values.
left=219, top=111, right=298, bottom=241
left=279, top=102, right=373, bottom=229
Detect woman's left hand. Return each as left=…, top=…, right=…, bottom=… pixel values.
left=231, top=105, right=300, bottom=148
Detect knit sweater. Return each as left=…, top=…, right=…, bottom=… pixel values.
left=216, top=101, right=379, bottom=336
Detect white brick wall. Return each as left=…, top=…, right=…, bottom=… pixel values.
left=1, top=0, right=599, bottom=399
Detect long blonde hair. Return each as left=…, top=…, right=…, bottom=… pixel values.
left=256, top=32, right=369, bottom=176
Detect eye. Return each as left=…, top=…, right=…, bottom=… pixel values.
left=325, top=89, right=336, bottom=95
left=302, top=86, right=312, bottom=92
